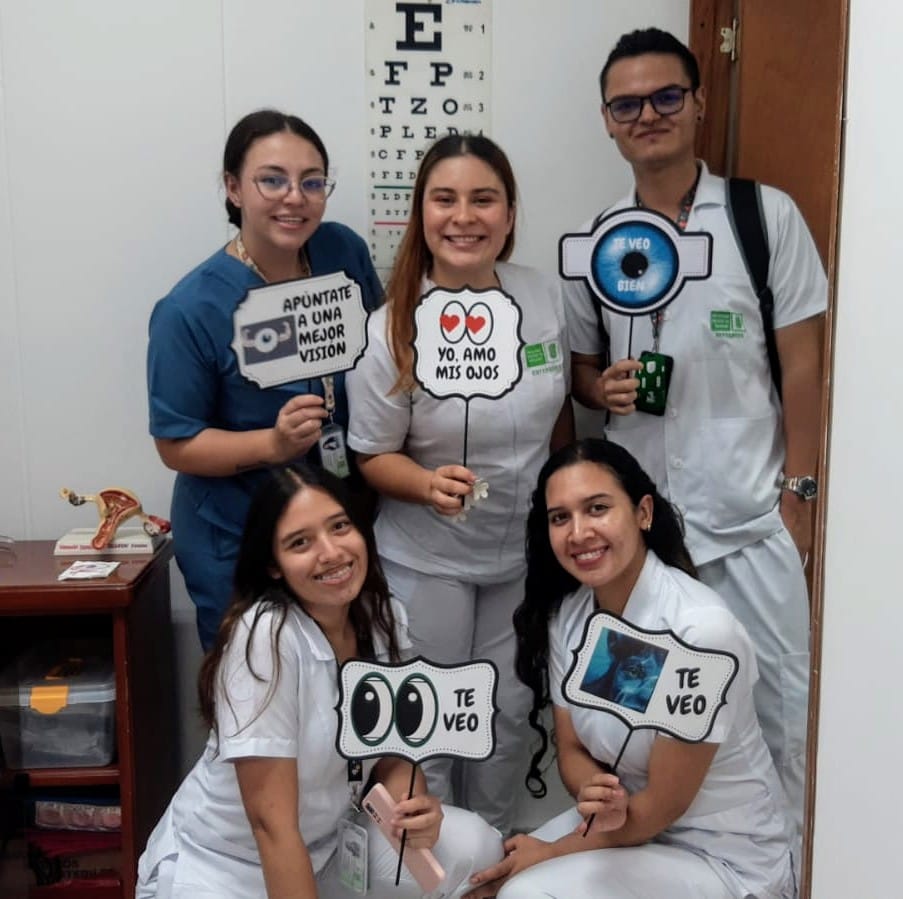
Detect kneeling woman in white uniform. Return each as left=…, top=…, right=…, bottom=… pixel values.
left=137, top=463, right=502, bottom=899
left=465, top=440, right=794, bottom=899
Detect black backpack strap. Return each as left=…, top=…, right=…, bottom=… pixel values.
left=726, top=177, right=782, bottom=400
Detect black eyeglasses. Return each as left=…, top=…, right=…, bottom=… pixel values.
left=605, top=85, right=693, bottom=124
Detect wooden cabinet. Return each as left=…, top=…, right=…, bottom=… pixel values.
left=0, top=541, right=178, bottom=898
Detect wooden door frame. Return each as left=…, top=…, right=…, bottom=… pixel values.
left=689, top=2, right=850, bottom=896
left=690, top=0, right=734, bottom=175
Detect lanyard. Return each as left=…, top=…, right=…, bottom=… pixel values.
left=635, top=165, right=701, bottom=351
left=235, top=233, right=311, bottom=280
left=347, top=758, right=364, bottom=811
left=234, top=235, right=333, bottom=416
left=322, top=374, right=336, bottom=423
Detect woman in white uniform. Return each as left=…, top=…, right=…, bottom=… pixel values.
left=136, top=463, right=502, bottom=898
left=346, top=135, right=573, bottom=832
left=465, top=440, right=794, bottom=899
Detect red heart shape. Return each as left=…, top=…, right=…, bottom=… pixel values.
left=466, top=315, right=486, bottom=333
left=440, top=313, right=460, bottom=332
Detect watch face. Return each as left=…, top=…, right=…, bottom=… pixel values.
left=798, top=477, right=818, bottom=499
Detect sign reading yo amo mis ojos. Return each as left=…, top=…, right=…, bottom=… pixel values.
left=412, top=286, right=524, bottom=401
left=232, top=271, right=368, bottom=387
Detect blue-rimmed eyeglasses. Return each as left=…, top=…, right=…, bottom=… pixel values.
left=605, top=85, right=693, bottom=124
left=253, top=173, right=336, bottom=201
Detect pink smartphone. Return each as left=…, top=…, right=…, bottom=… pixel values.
left=362, top=783, right=446, bottom=893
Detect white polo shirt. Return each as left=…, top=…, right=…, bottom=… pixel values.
left=348, top=262, right=569, bottom=581
left=141, top=598, right=411, bottom=895
left=549, top=552, right=794, bottom=898
left=564, top=164, right=827, bottom=564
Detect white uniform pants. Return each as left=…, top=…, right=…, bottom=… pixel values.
left=381, top=559, right=532, bottom=835
left=698, top=527, right=809, bottom=846
left=497, top=808, right=738, bottom=898
left=137, top=805, right=503, bottom=899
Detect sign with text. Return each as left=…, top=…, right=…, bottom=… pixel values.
left=562, top=612, right=738, bottom=743
left=232, top=271, right=368, bottom=387
left=366, top=0, right=492, bottom=279
left=560, top=208, right=712, bottom=316
left=336, top=658, right=498, bottom=763
left=412, top=286, right=523, bottom=400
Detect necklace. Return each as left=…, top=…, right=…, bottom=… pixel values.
left=234, top=233, right=310, bottom=283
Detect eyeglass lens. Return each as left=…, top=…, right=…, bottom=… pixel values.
left=608, top=86, right=689, bottom=123
left=254, top=175, right=334, bottom=200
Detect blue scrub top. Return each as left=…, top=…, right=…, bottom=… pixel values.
left=148, top=221, right=383, bottom=540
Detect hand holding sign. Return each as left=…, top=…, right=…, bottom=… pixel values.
left=427, top=464, right=479, bottom=518
left=271, top=394, right=328, bottom=461
left=336, top=658, right=498, bottom=886
left=559, top=209, right=713, bottom=368
left=412, top=287, right=524, bottom=518
left=575, top=771, right=628, bottom=836
left=562, top=611, right=738, bottom=835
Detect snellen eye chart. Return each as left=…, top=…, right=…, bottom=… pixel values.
left=366, top=0, right=492, bottom=280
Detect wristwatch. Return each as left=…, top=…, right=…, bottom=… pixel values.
left=780, top=475, right=818, bottom=501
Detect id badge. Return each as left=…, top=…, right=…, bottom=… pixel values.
left=318, top=423, right=350, bottom=478
left=338, top=818, right=369, bottom=893
left=635, top=351, right=674, bottom=416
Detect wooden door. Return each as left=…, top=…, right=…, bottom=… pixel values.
left=692, top=0, right=846, bottom=266
left=690, top=3, right=848, bottom=897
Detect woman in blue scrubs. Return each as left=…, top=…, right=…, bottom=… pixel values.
left=147, top=110, right=381, bottom=648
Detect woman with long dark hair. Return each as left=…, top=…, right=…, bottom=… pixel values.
left=346, top=134, right=573, bottom=832
left=148, top=110, right=382, bottom=650
left=137, top=463, right=501, bottom=898
left=466, top=440, right=794, bottom=898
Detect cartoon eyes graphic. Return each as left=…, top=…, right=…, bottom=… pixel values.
left=439, top=301, right=493, bottom=345
left=351, top=673, right=439, bottom=747
left=351, top=673, right=394, bottom=746
left=396, top=675, right=438, bottom=746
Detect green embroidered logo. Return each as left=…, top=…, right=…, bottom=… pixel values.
left=710, top=311, right=745, bottom=338
left=524, top=340, right=561, bottom=369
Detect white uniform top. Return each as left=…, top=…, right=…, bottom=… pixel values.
left=564, top=164, right=827, bottom=564
left=549, top=552, right=793, bottom=898
left=348, top=262, right=569, bottom=581
left=139, top=598, right=411, bottom=894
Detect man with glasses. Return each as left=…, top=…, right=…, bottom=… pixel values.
left=564, top=27, right=826, bottom=857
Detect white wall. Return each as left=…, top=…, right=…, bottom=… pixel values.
left=810, top=0, right=903, bottom=893
left=0, top=0, right=686, bottom=768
